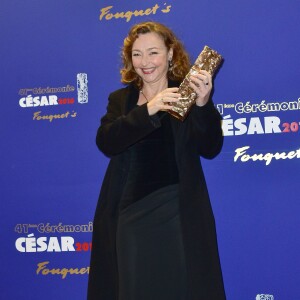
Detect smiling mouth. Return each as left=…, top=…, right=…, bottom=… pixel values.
left=141, top=68, right=155, bottom=74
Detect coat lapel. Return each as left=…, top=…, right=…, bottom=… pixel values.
left=124, top=84, right=139, bottom=114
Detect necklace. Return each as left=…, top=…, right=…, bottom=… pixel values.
left=140, top=90, right=149, bottom=103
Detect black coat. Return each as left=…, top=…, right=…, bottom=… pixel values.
left=88, top=81, right=226, bottom=300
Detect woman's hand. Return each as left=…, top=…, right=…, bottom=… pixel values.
left=147, top=87, right=180, bottom=116
left=189, top=70, right=213, bottom=107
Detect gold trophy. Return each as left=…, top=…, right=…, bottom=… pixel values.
left=168, top=45, right=223, bottom=121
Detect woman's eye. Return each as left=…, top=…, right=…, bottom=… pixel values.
left=150, top=51, right=158, bottom=55
left=132, top=53, right=140, bottom=57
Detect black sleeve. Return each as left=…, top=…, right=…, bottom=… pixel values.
left=96, top=92, right=161, bottom=157
left=186, top=99, right=223, bottom=159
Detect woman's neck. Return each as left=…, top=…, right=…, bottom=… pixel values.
left=142, top=78, right=168, bottom=99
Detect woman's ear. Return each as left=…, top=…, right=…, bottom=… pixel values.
left=168, top=48, right=173, bottom=61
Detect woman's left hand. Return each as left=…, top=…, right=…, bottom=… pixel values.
left=189, top=70, right=212, bottom=107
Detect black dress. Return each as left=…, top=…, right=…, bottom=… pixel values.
left=116, top=111, right=187, bottom=300
left=88, top=82, right=226, bottom=300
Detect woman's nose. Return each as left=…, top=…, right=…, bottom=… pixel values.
left=141, top=55, right=149, bottom=66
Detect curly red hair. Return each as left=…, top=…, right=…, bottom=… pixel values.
left=120, top=22, right=191, bottom=88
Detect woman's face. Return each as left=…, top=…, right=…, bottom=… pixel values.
left=131, top=32, right=172, bottom=85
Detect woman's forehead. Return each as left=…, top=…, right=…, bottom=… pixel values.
left=132, top=32, right=166, bottom=51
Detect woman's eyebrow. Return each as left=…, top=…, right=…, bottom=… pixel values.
left=132, top=46, right=161, bottom=52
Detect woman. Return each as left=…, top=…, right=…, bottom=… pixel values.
left=88, top=21, right=226, bottom=300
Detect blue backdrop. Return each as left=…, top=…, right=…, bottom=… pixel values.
left=1, top=1, right=300, bottom=299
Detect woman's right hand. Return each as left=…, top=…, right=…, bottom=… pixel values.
left=147, top=87, right=180, bottom=116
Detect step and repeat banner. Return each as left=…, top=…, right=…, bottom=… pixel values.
left=1, top=1, right=299, bottom=299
